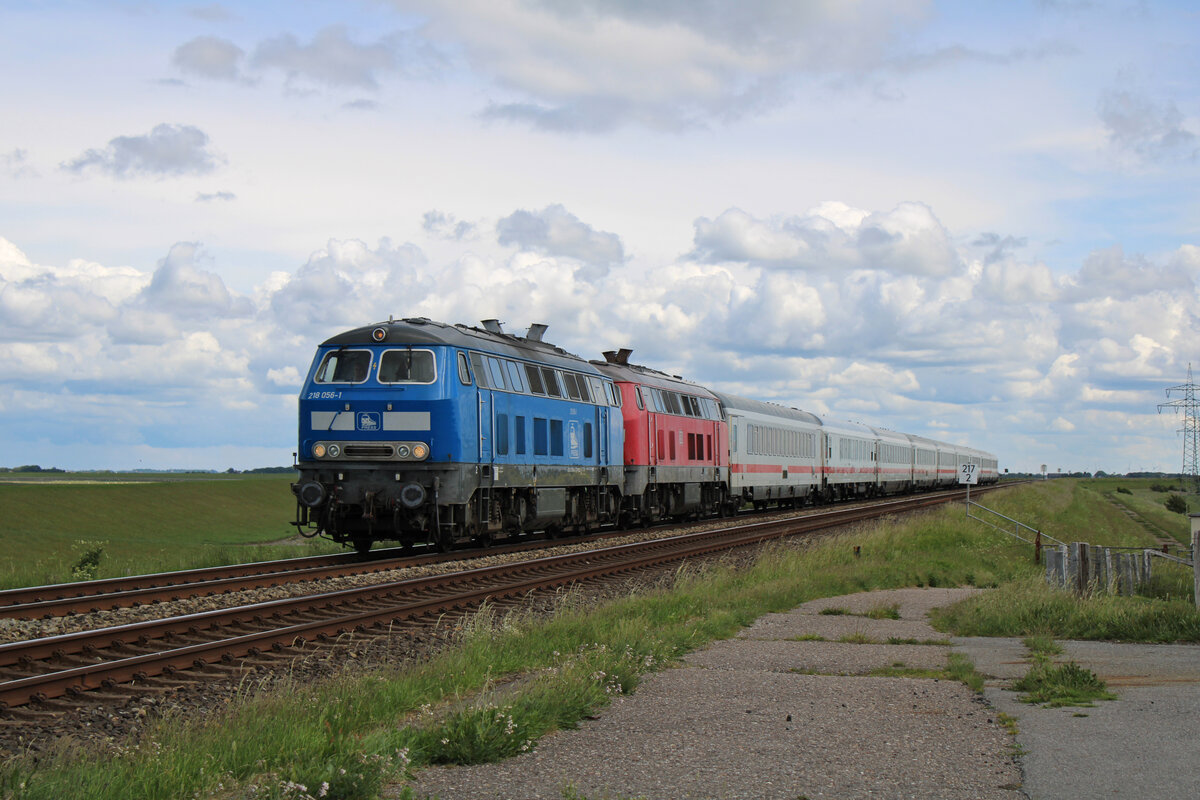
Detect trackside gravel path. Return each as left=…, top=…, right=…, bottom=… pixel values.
left=403, top=588, right=1023, bottom=799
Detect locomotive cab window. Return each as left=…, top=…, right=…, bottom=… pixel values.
left=315, top=349, right=372, bottom=384
left=378, top=349, right=436, bottom=384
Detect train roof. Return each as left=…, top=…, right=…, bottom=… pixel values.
left=590, top=355, right=717, bottom=396
left=320, top=318, right=598, bottom=372
left=707, top=390, right=822, bottom=425
left=817, top=416, right=877, bottom=436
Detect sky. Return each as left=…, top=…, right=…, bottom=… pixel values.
left=1, top=0, right=1198, bottom=474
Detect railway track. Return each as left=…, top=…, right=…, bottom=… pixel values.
left=0, top=487, right=993, bottom=711
left=0, top=487, right=983, bottom=620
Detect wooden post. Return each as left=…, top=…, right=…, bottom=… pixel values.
left=1034, top=529, right=1042, bottom=564
left=1104, top=547, right=1115, bottom=595
left=1191, top=515, right=1200, bottom=609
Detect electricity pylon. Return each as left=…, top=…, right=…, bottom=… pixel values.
left=1158, top=363, right=1200, bottom=492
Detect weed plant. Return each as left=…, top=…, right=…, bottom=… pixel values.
left=1012, top=658, right=1116, bottom=707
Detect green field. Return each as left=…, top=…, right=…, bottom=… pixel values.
left=0, top=474, right=341, bottom=589
left=1077, top=476, right=1199, bottom=546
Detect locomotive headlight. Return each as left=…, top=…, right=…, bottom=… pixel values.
left=327, top=443, right=341, bottom=458
left=313, top=443, right=327, bottom=458
left=411, top=443, right=429, bottom=460
left=396, top=444, right=411, bottom=458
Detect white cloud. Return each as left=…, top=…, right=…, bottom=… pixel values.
left=496, top=204, right=625, bottom=274
left=61, top=124, right=222, bottom=179
left=2, top=198, right=1197, bottom=473
left=690, top=202, right=960, bottom=276
left=404, top=0, right=929, bottom=131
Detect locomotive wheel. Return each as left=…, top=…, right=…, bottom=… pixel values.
left=351, top=538, right=372, bottom=556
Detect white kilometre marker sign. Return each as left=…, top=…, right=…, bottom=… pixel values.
left=959, top=462, right=978, bottom=507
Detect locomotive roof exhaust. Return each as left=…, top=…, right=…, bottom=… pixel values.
left=603, top=348, right=633, bottom=365
left=481, top=319, right=505, bottom=334
left=525, top=323, right=549, bottom=342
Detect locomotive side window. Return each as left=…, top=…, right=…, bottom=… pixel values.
left=315, top=349, right=372, bottom=384
left=584, top=422, right=593, bottom=458
left=525, top=364, right=545, bottom=395
left=533, top=418, right=548, bottom=455
left=378, top=349, right=436, bottom=384
left=496, top=414, right=509, bottom=455
left=515, top=416, right=527, bottom=454
left=550, top=419, right=564, bottom=456
left=589, top=377, right=604, bottom=405
left=634, top=387, right=644, bottom=410
left=457, top=352, right=472, bottom=385
left=562, top=372, right=582, bottom=401
left=541, top=368, right=562, bottom=397
left=506, top=361, right=525, bottom=393
left=485, top=357, right=508, bottom=390
left=470, top=354, right=489, bottom=389
left=575, top=374, right=592, bottom=403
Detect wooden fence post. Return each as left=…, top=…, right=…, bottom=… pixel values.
left=1192, top=516, right=1199, bottom=609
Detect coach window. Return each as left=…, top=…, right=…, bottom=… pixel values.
left=315, top=349, right=372, bottom=384
left=379, top=349, right=436, bottom=384
left=457, top=352, right=472, bottom=385
left=525, top=364, right=545, bottom=395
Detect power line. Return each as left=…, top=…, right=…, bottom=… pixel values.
left=1158, top=363, right=1200, bottom=492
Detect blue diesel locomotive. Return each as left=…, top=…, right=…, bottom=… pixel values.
left=292, top=317, right=625, bottom=552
